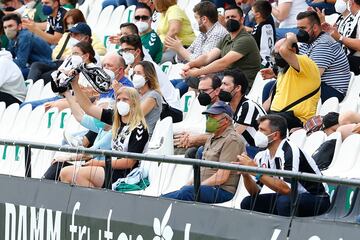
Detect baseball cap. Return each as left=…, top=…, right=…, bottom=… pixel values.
left=69, top=22, right=92, bottom=36
left=202, top=101, right=233, bottom=118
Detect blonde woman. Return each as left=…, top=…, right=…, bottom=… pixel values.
left=59, top=87, right=149, bottom=188
left=154, top=0, right=195, bottom=62
left=132, top=61, right=163, bottom=136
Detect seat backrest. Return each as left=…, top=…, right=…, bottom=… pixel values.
left=288, top=129, right=307, bottom=148
left=319, top=97, right=339, bottom=116
left=303, top=131, right=326, bottom=155
left=22, top=105, right=45, bottom=140
left=78, top=0, right=90, bottom=18
left=325, top=131, right=342, bottom=169
left=0, top=103, right=19, bottom=137
left=104, top=5, right=125, bottom=44
left=179, top=90, right=196, bottom=115
left=47, top=108, right=71, bottom=145
left=147, top=117, right=174, bottom=155
left=10, top=104, right=33, bottom=138
left=121, top=5, right=136, bottom=24
left=94, top=5, right=114, bottom=41
left=25, top=79, right=44, bottom=102
left=86, top=0, right=103, bottom=28
left=342, top=188, right=360, bottom=222
left=40, top=82, right=56, bottom=99
left=0, top=102, right=6, bottom=122
left=33, top=107, right=59, bottom=142
left=160, top=61, right=172, bottom=75
left=161, top=163, right=193, bottom=195
left=168, top=63, right=184, bottom=80
left=342, top=73, right=359, bottom=103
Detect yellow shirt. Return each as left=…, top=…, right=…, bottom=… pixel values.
left=271, top=55, right=320, bottom=123
left=52, top=32, right=106, bottom=60
left=157, top=5, right=195, bottom=46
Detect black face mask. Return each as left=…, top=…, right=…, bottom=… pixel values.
left=219, top=90, right=233, bottom=102
left=226, top=19, right=240, bottom=32
left=296, top=29, right=310, bottom=43
left=274, top=53, right=289, bottom=69
left=198, top=92, right=212, bottom=106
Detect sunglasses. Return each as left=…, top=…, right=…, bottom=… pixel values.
left=134, top=15, right=150, bottom=21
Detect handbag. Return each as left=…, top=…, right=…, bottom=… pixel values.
left=160, top=97, right=183, bottom=123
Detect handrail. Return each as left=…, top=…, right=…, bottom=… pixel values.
left=1, top=138, right=360, bottom=188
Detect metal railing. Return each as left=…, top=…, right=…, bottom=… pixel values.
left=1, top=139, right=360, bottom=196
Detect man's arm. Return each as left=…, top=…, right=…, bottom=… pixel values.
left=187, top=48, right=221, bottom=69
left=279, top=33, right=300, bottom=71
left=22, top=19, right=62, bottom=45
left=13, top=34, right=31, bottom=69
left=272, top=2, right=292, bottom=22
left=201, top=169, right=231, bottom=186
left=242, top=173, right=260, bottom=195
left=63, top=91, right=85, bottom=123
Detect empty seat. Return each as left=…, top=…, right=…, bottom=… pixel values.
left=289, top=129, right=307, bottom=148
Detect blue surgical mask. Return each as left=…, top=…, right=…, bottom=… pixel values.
left=42, top=5, right=53, bottom=15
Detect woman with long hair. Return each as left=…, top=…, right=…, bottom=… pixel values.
left=132, top=60, right=162, bottom=136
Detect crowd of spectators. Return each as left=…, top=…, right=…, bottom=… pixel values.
left=0, top=0, right=360, bottom=218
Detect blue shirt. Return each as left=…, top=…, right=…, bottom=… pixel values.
left=99, top=76, right=133, bottom=99
left=7, top=29, right=52, bottom=75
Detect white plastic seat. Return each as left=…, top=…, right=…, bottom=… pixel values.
left=25, top=79, right=44, bottom=102
left=342, top=73, right=359, bottom=103
left=303, top=131, right=326, bottom=156
left=107, top=5, right=125, bottom=34
left=246, top=72, right=274, bottom=104
left=215, top=176, right=249, bottom=209
left=121, top=5, right=136, bottom=24
left=147, top=117, right=174, bottom=156
left=168, top=63, right=184, bottom=80
left=78, top=0, right=90, bottom=18
left=179, top=90, right=196, bottom=118
left=325, top=13, right=340, bottom=25
left=0, top=102, right=6, bottom=121
left=173, top=97, right=206, bottom=135
left=40, top=82, right=56, bottom=99
left=323, top=134, right=360, bottom=177
left=86, top=0, right=103, bottom=29
left=288, top=129, right=307, bottom=148
left=161, top=163, right=193, bottom=195
left=339, top=99, right=358, bottom=113
left=319, top=97, right=339, bottom=116
left=94, top=5, right=114, bottom=42
left=160, top=61, right=172, bottom=75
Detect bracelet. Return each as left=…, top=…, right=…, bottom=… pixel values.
left=255, top=173, right=263, bottom=181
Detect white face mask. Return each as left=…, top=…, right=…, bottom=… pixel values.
left=132, top=74, right=146, bottom=89
left=67, top=24, right=74, bottom=30
left=70, top=55, right=83, bottom=68
left=122, top=52, right=135, bottom=65
left=254, top=131, right=275, bottom=148
left=335, top=0, right=348, bottom=14
left=68, top=37, right=80, bottom=48
left=116, top=101, right=130, bottom=116
left=135, top=21, right=149, bottom=33
left=103, top=68, right=115, bottom=83
left=4, top=28, right=17, bottom=40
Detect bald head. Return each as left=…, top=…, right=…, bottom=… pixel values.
left=102, top=52, right=125, bottom=80
left=274, top=38, right=286, bottom=53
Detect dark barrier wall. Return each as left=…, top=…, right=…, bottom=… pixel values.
left=0, top=175, right=359, bottom=240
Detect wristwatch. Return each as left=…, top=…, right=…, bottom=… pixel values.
left=255, top=173, right=263, bottom=181
left=338, top=35, right=344, bottom=44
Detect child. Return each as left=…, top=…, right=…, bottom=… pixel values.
left=251, top=1, right=276, bottom=68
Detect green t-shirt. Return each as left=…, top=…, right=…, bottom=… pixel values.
left=0, top=34, right=8, bottom=49
left=141, top=30, right=163, bottom=64
left=217, top=28, right=261, bottom=87
left=34, top=1, right=47, bottom=23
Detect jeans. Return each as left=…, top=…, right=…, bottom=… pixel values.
left=276, top=27, right=299, bottom=40
left=241, top=192, right=330, bottom=217
left=246, top=145, right=259, bottom=159
left=161, top=185, right=234, bottom=203
left=321, top=82, right=345, bottom=103
left=262, top=80, right=276, bottom=103
left=306, top=0, right=336, bottom=15
left=28, top=61, right=60, bottom=83
left=21, top=96, right=62, bottom=109
left=171, top=79, right=189, bottom=97
left=102, top=0, right=138, bottom=8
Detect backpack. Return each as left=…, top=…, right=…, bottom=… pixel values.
left=312, top=139, right=336, bottom=171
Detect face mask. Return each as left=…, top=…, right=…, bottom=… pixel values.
left=198, top=92, right=212, bottom=106
left=26, top=0, right=36, bottom=9
left=67, top=24, right=74, bottom=30
left=103, top=68, right=115, bottom=83
left=274, top=53, right=289, bottom=69
left=68, top=37, right=80, bottom=47
left=296, top=29, right=310, bottom=43
left=219, top=90, right=233, bottom=102
left=254, top=131, right=274, bottom=148
left=132, top=74, right=146, bottom=88
left=335, top=0, right=348, bottom=13
left=135, top=21, right=149, bottom=33
left=206, top=116, right=223, bottom=133
left=116, top=101, right=130, bottom=116
left=247, top=10, right=255, bottom=23
left=42, top=4, right=53, bottom=15
left=4, top=28, right=17, bottom=40
left=226, top=19, right=241, bottom=32
left=122, top=52, right=135, bottom=65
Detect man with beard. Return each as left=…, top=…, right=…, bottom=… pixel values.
left=269, top=32, right=320, bottom=130
left=181, top=5, right=260, bottom=88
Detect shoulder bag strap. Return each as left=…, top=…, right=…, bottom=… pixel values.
left=280, top=86, right=320, bottom=112
left=56, top=34, right=70, bottom=60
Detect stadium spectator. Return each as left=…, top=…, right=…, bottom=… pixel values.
left=154, top=0, right=195, bottom=63
left=322, top=0, right=360, bottom=74
left=60, top=0, right=76, bottom=10
left=0, top=49, right=26, bottom=106
left=182, top=5, right=261, bottom=88
left=3, top=13, right=52, bottom=78
left=22, top=0, right=66, bottom=45
left=263, top=33, right=321, bottom=130
left=134, top=3, right=163, bottom=64
left=102, top=0, right=137, bottom=9
left=119, top=34, right=180, bottom=110
left=21, top=0, right=48, bottom=23
left=0, top=9, right=8, bottom=49
left=174, top=74, right=221, bottom=157
left=251, top=0, right=275, bottom=68
left=238, top=114, right=330, bottom=217
left=132, top=61, right=162, bottom=136
left=297, top=11, right=351, bottom=102
left=220, top=69, right=266, bottom=158
left=233, top=0, right=257, bottom=32
left=52, top=9, right=106, bottom=60
left=162, top=101, right=244, bottom=203
left=307, top=0, right=336, bottom=15
left=166, top=1, right=228, bottom=95
left=28, top=22, right=100, bottom=83
left=60, top=86, right=149, bottom=188
left=0, top=0, right=22, bottom=11
left=138, top=0, right=159, bottom=29
left=272, top=0, right=308, bottom=39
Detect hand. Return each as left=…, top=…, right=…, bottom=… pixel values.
left=352, top=123, right=360, bottom=133
left=285, top=32, right=298, bottom=44
left=330, top=28, right=341, bottom=41
left=83, top=159, right=104, bottom=167
left=109, top=33, right=121, bottom=45
left=52, top=155, right=70, bottom=164
left=182, top=67, right=200, bottom=78
left=218, top=14, right=226, bottom=27
left=321, top=22, right=337, bottom=35
left=260, top=68, right=275, bottom=80
left=164, top=35, right=182, bottom=51
left=112, top=80, right=122, bottom=92
left=44, top=98, right=68, bottom=111
left=173, top=132, right=189, bottom=148
left=22, top=18, right=36, bottom=32
left=237, top=153, right=257, bottom=167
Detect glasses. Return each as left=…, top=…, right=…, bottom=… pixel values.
left=134, top=15, right=150, bottom=21
left=199, top=88, right=214, bottom=94
left=118, top=48, right=136, bottom=54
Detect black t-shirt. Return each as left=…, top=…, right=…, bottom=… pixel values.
left=112, top=122, right=149, bottom=154
left=100, top=108, right=114, bottom=125
left=46, top=7, right=67, bottom=35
